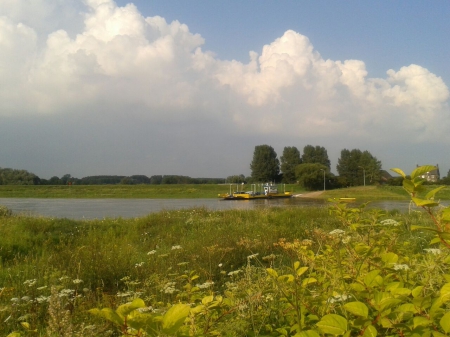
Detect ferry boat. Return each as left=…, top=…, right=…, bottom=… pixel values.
left=218, top=183, right=293, bottom=200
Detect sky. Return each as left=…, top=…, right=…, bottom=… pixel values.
left=1, top=0, right=449, bottom=179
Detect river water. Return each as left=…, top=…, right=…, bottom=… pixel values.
left=0, top=197, right=429, bottom=220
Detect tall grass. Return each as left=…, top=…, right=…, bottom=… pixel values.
left=0, top=205, right=436, bottom=335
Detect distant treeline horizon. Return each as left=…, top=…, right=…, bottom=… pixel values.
left=0, top=167, right=228, bottom=185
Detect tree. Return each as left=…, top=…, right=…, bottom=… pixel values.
left=295, top=163, right=329, bottom=191
left=336, top=149, right=382, bottom=186
left=250, top=145, right=280, bottom=182
left=302, top=145, right=330, bottom=169
left=280, top=146, right=302, bottom=183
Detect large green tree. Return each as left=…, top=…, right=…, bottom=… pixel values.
left=295, top=163, right=329, bottom=191
left=280, top=146, right=302, bottom=183
left=336, top=149, right=382, bottom=186
left=250, top=145, right=280, bottom=182
left=302, top=145, right=331, bottom=169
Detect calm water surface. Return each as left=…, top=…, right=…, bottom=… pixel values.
left=0, top=198, right=430, bottom=220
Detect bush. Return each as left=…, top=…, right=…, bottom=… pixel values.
left=0, top=205, right=12, bottom=217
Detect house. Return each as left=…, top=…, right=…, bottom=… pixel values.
left=417, top=164, right=440, bottom=182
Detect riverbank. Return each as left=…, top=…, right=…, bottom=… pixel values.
left=0, top=184, right=448, bottom=199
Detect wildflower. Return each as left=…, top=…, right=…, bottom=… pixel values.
left=196, top=281, right=214, bottom=289
left=329, top=229, right=345, bottom=236
left=21, top=296, right=31, bottom=302
left=23, top=279, right=37, bottom=287
left=37, top=286, right=47, bottom=291
left=380, top=219, right=400, bottom=226
left=393, top=264, right=410, bottom=271
left=135, top=262, right=145, bottom=267
left=424, top=248, right=442, bottom=255
left=36, top=295, right=50, bottom=303
left=327, top=294, right=351, bottom=303
left=342, top=236, right=351, bottom=244
left=11, top=298, right=19, bottom=303
left=171, top=245, right=182, bottom=250
left=147, top=250, right=157, bottom=255
left=218, top=263, right=223, bottom=267
left=247, top=253, right=259, bottom=260
left=59, top=289, right=75, bottom=297
left=72, top=279, right=83, bottom=284
left=228, top=270, right=241, bottom=276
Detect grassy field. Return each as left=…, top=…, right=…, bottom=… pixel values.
left=0, top=183, right=449, bottom=199
left=1, top=203, right=438, bottom=335
left=0, top=184, right=305, bottom=198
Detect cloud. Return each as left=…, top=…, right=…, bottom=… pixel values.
left=0, top=0, right=449, bottom=177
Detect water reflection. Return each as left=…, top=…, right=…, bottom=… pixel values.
left=0, top=198, right=445, bottom=220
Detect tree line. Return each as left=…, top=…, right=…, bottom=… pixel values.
left=248, top=144, right=384, bottom=190
left=0, top=169, right=224, bottom=186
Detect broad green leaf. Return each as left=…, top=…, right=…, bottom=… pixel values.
left=297, top=266, right=309, bottom=277
left=6, top=333, right=21, bottom=337
left=413, top=316, right=430, bottom=328
left=426, top=186, right=446, bottom=200
left=267, top=268, right=278, bottom=278
left=316, top=314, right=348, bottom=335
left=161, top=304, right=190, bottom=334
left=411, top=165, right=436, bottom=180
left=381, top=252, right=398, bottom=266
left=411, top=286, right=424, bottom=298
left=294, top=330, right=321, bottom=337
left=390, top=168, right=406, bottom=178
left=398, top=303, right=418, bottom=313
left=20, top=322, right=30, bottom=330
left=117, top=298, right=145, bottom=319
left=202, top=295, right=214, bottom=305
left=432, top=331, right=447, bottom=337
left=364, top=270, right=382, bottom=287
left=378, top=298, right=402, bottom=312
left=412, top=197, right=439, bottom=207
left=344, top=302, right=369, bottom=318
left=302, top=277, right=317, bottom=287
left=294, top=261, right=300, bottom=271
left=362, top=325, right=377, bottom=337
left=350, top=282, right=366, bottom=292
left=440, top=283, right=450, bottom=302
left=403, top=179, right=415, bottom=194
left=442, top=208, right=450, bottom=221
left=440, top=311, right=450, bottom=333
left=278, top=274, right=295, bottom=282
left=89, top=308, right=124, bottom=326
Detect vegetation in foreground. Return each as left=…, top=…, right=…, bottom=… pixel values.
left=2, top=166, right=450, bottom=336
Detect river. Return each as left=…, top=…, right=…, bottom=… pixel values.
left=0, top=197, right=431, bottom=220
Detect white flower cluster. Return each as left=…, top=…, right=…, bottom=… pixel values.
left=135, top=262, right=145, bottom=267
left=329, top=229, right=345, bottom=237
left=327, top=293, right=352, bottom=303
left=380, top=219, right=400, bottom=226
left=393, top=264, right=410, bottom=271
left=196, top=281, right=214, bottom=289
left=147, top=250, right=157, bottom=255
left=23, top=279, right=37, bottom=287
left=171, top=245, right=182, bottom=250
left=247, top=253, right=259, bottom=260
left=228, top=270, right=241, bottom=276
left=424, top=248, right=442, bottom=255
left=162, top=282, right=177, bottom=294
left=73, top=279, right=83, bottom=284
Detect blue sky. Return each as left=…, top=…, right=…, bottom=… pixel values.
left=1, top=0, right=449, bottom=179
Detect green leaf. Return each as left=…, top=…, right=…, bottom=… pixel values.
left=278, top=274, right=295, bottom=282
left=294, top=261, right=301, bottom=271
left=344, top=302, right=369, bottom=318
left=413, top=316, right=431, bottom=328
left=302, top=277, right=317, bottom=286
left=411, top=286, right=424, bottom=298
left=316, top=314, right=347, bottom=335
left=432, top=331, right=447, bottom=337
left=267, top=268, right=278, bottom=278
left=440, top=283, right=450, bottom=302
left=364, top=270, right=382, bottom=287
left=161, top=304, right=190, bottom=335
left=411, top=165, right=436, bottom=180
left=294, top=330, right=321, bottom=337
left=440, top=311, right=450, bottom=333
left=362, top=325, right=377, bottom=337
left=381, top=252, right=398, bottom=266
left=403, top=179, right=415, bottom=194
left=6, top=333, right=22, bottom=337
left=202, top=295, right=214, bottom=305
left=426, top=186, right=446, bottom=200
left=297, top=266, right=309, bottom=277
left=89, top=308, right=124, bottom=326
left=116, top=298, right=145, bottom=319
left=390, top=168, right=406, bottom=178
left=412, top=197, right=439, bottom=208
left=20, top=322, right=30, bottom=330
